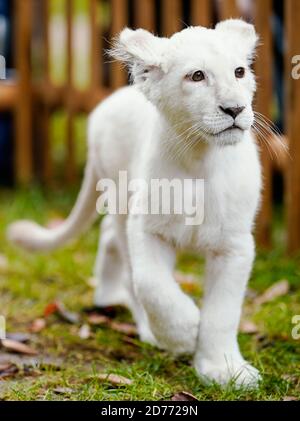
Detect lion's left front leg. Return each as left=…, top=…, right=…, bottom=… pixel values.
left=194, top=234, right=261, bottom=388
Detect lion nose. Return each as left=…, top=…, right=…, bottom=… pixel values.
left=219, top=106, right=245, bottom=119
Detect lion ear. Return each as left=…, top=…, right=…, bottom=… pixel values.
left=110, top=28, right=170, bottom=86
left=216, top=19, right=259, bottom=58
left=110, top=28, right=169, bottom=74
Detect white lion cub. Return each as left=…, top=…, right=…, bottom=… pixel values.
left=8, top=19, right=262, bottom=387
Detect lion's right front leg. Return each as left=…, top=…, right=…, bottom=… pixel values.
left=127, top=215, right=200, bottom=355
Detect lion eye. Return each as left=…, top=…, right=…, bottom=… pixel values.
left=190, top=70, right=205, bottom=82
left=235, top=67, right=245, bottom=78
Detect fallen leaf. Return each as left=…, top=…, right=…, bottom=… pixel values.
left=0, top=354, right=62, bottom=372
left=1, top=339, right=38, bottom=356
left=0, top=362, right=11, bottom=371
left=44, top=302, right=60, bottom=317
left=78, top=324, right=91, bottom=340
left=87, top=314, right=110, bottom=326
left=53, top=387, right=74, bottom=395
left=0, top=254, right=9, bottom=272
left=97, top=373, right=133, bottom=386
left=254, top=280, right=290, bottom=306
left=86, top=315, right=137, bottom=336
left=281, top=374, right=299, bottom=384
left=44, top=301, right=80, bottom=324
left=283, top=396, right=298, bottom=401
left=57, top=303, right=81, bottom=324
left=6, top=333, right=31, bottom=343
left=0, top=362, right=19, bottom=379
left=171, top=391, right=199, bottom=401
left=29, top=318, right=46, bottom=333
left=239, top=320, right=259, bottom=334
left=109, top=322, right=137, bottom=337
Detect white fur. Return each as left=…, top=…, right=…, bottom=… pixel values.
left=8, top=20, right=262, bottom=387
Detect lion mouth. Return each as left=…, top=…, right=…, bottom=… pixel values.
left=201, top=125, right=245, bottom=141
left=219, top=124, right=243, bottom=134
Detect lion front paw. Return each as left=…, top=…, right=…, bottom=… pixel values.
left=194, top=356, right=261, bottom=388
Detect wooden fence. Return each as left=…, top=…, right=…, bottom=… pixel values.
left=0, top=0, right=300, bottom=253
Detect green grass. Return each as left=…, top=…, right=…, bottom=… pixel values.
left=0, top=187, right=300, bottom=401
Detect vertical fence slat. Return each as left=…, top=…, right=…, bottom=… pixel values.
left=135, top=0, right=155, bottom=31
left=111, top=0, right=128, bottom=89
left=14, top=0, right=33, bottom=184
left=41, top=0, right=52, bottom=183
left=191, top=0, right=211, bottom=27
left=254, top=0, right=273, bottom=248
left=162, top=0, right=182, bottom=36
left=90, top=0, right=102, bottom=90
left=66, top=0, right=76, bottom=183
left=286, top=0, right=300, bottom=253
left=219, top=0, right=239, bottom=20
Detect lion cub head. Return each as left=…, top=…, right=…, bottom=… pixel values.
left=112, top=19, right=259, bottom=146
